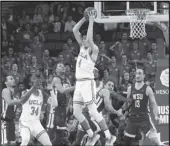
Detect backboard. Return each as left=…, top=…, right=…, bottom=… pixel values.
left=94, top=2, right=169, bottom=23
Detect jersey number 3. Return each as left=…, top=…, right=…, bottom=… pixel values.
left=31, top=106, right=39, bottom=116
left=135, top=100, right=140, bottom=108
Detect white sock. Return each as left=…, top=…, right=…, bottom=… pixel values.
left=104, top=129, right=111, bottom=140
left=87, top=129, right=94, bottom=138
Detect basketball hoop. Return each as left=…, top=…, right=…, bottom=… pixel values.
left=126, top=9, right=155, bottom=39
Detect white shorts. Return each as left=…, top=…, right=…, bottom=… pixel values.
left=20, top=120, right=46, bottom=139
left=73, top=80, right=96, bottom=105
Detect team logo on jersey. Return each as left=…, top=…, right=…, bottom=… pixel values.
left=160, top=68, right=169, bottom=87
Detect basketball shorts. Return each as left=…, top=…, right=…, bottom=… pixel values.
left=1, top=120, right=15, bottom=144
left=73, top=80, right=96, bottom=105
left=20, top=120, right=46, bottom=140
left=124, top=113, right=156, bottom=138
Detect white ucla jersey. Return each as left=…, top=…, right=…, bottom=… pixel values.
left=76, top=45, right=97, bottom=79
left=20, top=89, right=43, bottom=121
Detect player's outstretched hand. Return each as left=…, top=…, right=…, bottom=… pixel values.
left=88, top=10, right=96, bottom=22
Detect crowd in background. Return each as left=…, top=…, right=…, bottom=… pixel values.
left=1, top=2, right=166, bottom=146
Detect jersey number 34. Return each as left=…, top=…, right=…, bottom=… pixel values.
left=30, top=106, right=39, bottom=116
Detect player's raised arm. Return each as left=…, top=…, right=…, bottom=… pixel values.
left=101, top=89, right=122, bottom=116
left=73, top=17, right=86, bottom=45
left=2, top=79, right=39, bottom=105
left=147, top=86, right=159, bottom=120
left=86, top=11, right=96, bottom=49
left=52, top=77, right=75, bottom=94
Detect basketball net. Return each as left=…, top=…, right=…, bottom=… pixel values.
left=126, top=9, right=154, bottom=39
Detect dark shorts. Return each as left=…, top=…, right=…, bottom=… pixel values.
left=47, top=128, right=56, bottom=143
left=125, top=113, right=154, bottom=138
left=54, top=106, right=67, bottom=127
left=1, top=120, right=15, bottom=143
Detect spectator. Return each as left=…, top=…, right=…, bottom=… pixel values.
left=2, top=30, right=9, bottom=52
left=139, top=37, right=150, bottom=58
left=42, top=49, right=54, bottom=71
left=67, top=37, right=77, bottom=52
left=33, top=25, right=45, bottom=42
left=64, top=53, right=75, bottom=67
left=119, top=32, right=131, bottom=57
left=8, top=34, right=17, bottom=51
left=6, top=47, right=17, bottom=65
left=16, top=19, right=24, bottom=34
left=48, top=6, right=55, bottom=23
left=53, top=16, right=61, bottom=32
left=7, top=8, right=15, bottom=23
left=119, top=72, right=132, bottom=96
left=144, top=51, right=157, bottom=82
left=64, top=15, right=76, bottom=32
left=58, top=54, right=65, bottom=64
left=103, top=69, right=109, bottom=84
left=75, top=6, right=84, bottom=22
left=30, top=35, right=45, bottom=63
left=151, top=42, right=159, bottom=62
left=10, top=63, right=22, bottom=86
left=29, top=56, right=42, bottom=73
left=2, top=16, right=7, bottom=31
left=35, top=2, right=50, bottom=16
left=94, top=34, right=101, bottom=47
left=41, top=16, right=49, bottom=34
left=112, top=42, right=125, bottom=64
left=33, top=6, right=43, bottom=24
left=24, top=15, right=33, bottom=25
left=130, top=41, right=141, bottom=62
left=119, top=54, right=131, bottom=84
left=21, top=23, right=33, bottom=43
left=108, top=56, right=120, bottom=86
left=70, top=7, right=77, bottom=22
left=65, top=63, right=74, bottom=78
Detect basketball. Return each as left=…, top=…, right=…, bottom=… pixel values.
left=84, top=7, right=97, bottom=20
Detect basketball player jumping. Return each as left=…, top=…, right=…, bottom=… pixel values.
left=74, top=75, right=131, bottom=146
left=73, top=10, right=115, bottom=145
left=121, top=68, right=162, bottom=146
left=19, top=74, right=52, bottom=146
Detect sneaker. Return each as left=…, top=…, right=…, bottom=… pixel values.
left=105, top=135, right=117, bottom=146
left=85, top=133, right=100, bottom=146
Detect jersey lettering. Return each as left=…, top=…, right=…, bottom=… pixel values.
left=29, top=100, right=42, bottom=106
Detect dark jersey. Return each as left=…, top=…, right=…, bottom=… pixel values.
left=129, top=84, right=149, bottom=114
left=46, top=75, right=71, bottom=128
left=2, top=88, right=16, bottom=121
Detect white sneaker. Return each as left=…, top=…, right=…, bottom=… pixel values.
left=85, top=134, right=100, bottom=146
left=105, top=135, right=117, bottom=146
